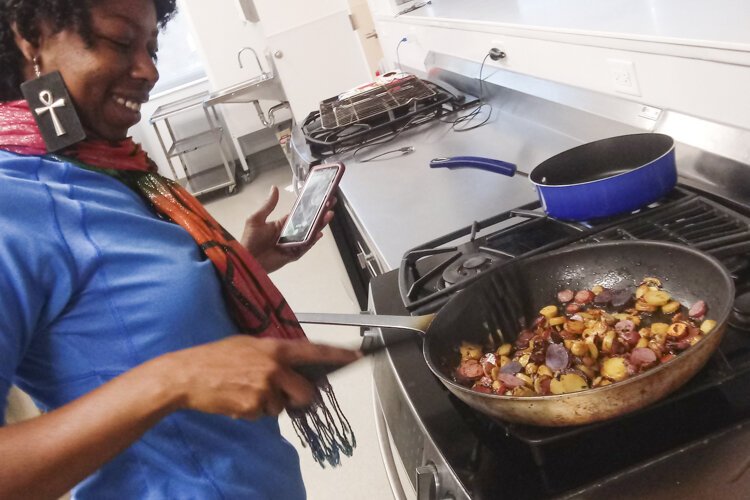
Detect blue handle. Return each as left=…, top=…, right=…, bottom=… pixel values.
left=430, top=156, right=517, bottom=177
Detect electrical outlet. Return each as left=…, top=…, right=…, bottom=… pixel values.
left=607, top=59, right=640, bottom=96
left=491, top=40, right=507, bottom=61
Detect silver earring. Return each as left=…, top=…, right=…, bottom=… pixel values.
left=32, top=56, right=41, bottom=78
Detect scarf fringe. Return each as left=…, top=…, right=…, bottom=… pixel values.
left=289, top=380, right=356, bottom=468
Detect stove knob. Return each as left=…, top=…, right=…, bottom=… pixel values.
left=417, top=462, right=454, bottom=500
left=416, top=463, right=439, bottom=500
left=355, top=241, right=380, bottom=276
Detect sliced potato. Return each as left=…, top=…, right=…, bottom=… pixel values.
left=601, top=357, right=628, bottom=381
left=460, top=342, right=483, bottom=360
left=700, top=319, right=717, bottom=334
left=650, top=322, right=670, bottom=335
left=570, top=341, right=588, bottom=357
left=662, top=300, right=681, bottom=314
left=549, top=316, right=566, bottom=326
left=549, top=373, right=589, bottom=394
left=537, top=364, right=554, bottom=378
left=588, top=342, right=599, bottom=360
left=602, top=330, right=616, bottom=353
left=515, top=373, right=533, bottom=387
left=539, top=305, right=558, bottom=319
left=635, top=300, right=657, bottom=313
left=565, top=320, right=585, bottom=334
left=513, top=386, right=536, bottom=397
left=518, top=353, right=531, bottom=367
left=576, top=364, right=596, bottom=380
left=644, top=290, right=671, bottom=306
left=496, top=343, right=512, bottom=356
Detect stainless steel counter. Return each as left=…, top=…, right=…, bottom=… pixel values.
left=329, top=82, right=638, bottom=271
left=327, top=66, right=750, bottom=273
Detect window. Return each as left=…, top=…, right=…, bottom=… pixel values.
left=151, top=2, right=206, bottom=94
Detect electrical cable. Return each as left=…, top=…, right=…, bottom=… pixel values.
left=449, top=53, right=493, bottom=132
left=396, top=37, right=407, bottom=72
left=356, top=146, right=415, bottom=162
left=351, top=114, right=426, bottom=162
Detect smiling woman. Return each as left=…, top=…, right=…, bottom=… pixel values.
left=0, top=0, right=172, bottom=139
left=0, top=1, right=358, bottom=499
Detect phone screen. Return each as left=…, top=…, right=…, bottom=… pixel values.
left=278, top=165, right=340, bottom=244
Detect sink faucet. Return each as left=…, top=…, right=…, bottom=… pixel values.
left=237, top=47, right=264, bottom=76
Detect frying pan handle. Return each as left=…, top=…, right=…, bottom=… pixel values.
left=295, top=312, right=434, bottom=334
left=430, top=156, right=517, bottom=177
left=292, top=313, right=432, bottom=382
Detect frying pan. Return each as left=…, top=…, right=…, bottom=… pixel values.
left=429, top=133, right=677, bottom=221
left=297, top=241, right=735, bottom=426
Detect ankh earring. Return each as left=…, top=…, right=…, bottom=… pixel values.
left=20, top=55, right=86, bottom=152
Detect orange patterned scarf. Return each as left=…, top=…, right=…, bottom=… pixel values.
left=0, top=99, right=354, bottom=466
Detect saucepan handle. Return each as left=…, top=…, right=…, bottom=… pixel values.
left=430, top=156, right=517, bottom=176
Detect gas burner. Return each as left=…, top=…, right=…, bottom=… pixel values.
left=730, top=291, right=750, bottom=331
left=441, top=253, right=497, bottom=288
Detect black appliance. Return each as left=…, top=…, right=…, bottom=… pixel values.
left=301, top=74, right=467, bottom=159
left=371, top=184, right=750, bottom=499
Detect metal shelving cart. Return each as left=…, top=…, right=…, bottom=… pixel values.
left=149, top=90, right=237, bottom=196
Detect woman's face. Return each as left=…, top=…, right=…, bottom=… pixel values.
left=34, top=0, right=159, bottom=141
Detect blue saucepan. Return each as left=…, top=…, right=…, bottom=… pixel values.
left=430, top=133, right=677, bottom=221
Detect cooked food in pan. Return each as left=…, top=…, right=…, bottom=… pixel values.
left=453, top=277, right=716, bottom=396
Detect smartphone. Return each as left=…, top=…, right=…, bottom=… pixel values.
left=277, top=163, right=345, bottom=247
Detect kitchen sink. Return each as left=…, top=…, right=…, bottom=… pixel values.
left=204, top=72, right=286, bottom=107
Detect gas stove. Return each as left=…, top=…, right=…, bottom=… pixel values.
left=371, top=184, right=750, bottom=499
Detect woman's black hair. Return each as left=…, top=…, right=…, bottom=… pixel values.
left=0, top=0, right=177, bottom=101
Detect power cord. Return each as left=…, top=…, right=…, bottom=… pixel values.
left=396, top=37, right=407, bottom=72
left=442, top=52, right=494, bottom=132
left=355, top=146, right=415, bottom=162
left=352, top=114, right=425, bottom=162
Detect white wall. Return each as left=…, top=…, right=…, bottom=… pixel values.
left=252, top=0, right=349, bottom=36
left=180, top=0, right=280, bottom=149
left=371, top=0, right=750, bottom=132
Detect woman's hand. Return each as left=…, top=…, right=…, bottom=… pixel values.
left=0, top=337, right=359, bottom=499
left=160, top=336, right=360, bottom=419
left=241, top=186, right=335, bottom=273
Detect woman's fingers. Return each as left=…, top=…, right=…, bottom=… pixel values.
left=170, top=337, right=360, bottom=419
left=247, top=185, right=280, bottom=225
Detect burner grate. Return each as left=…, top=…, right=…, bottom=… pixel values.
left=582, top=196, right=750, bottom=261
left=399, top=188, right=750, bottom=314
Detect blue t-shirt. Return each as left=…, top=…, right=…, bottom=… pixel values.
left=0, top=151, right=305, bottom=499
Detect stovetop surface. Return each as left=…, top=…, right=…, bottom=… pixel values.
left=372, top=185, right=750, bottom=499
left=372, top=270, right=750, bottom=499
